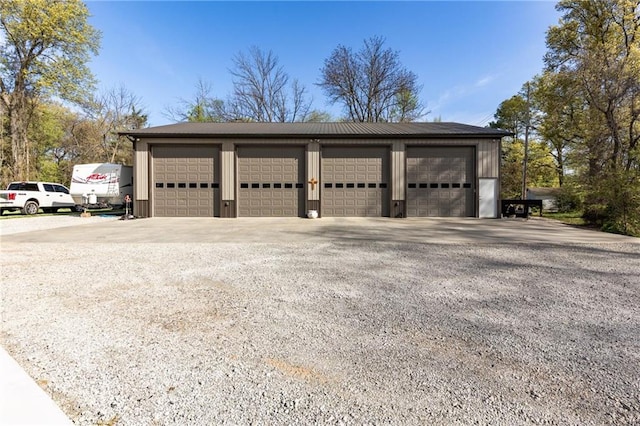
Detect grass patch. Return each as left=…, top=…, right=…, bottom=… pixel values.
left=545, top=211, right=588, bottom=226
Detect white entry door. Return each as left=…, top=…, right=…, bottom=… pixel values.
left=479, top=178, right=498, bottom=218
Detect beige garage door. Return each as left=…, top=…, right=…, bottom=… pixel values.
left=406, top=147, right=475, bottom=217
left=153, top=145, right=219, bottom=217
left=237, top=146, right=305, bottom=217
left=322, top=147, right=389, bottom=217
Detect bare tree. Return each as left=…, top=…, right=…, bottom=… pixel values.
left=83, top=85, right=147, bottom=164
left=318, top=36, right=425, bottom=122
left=227, top=47, right=311, bottom=122
left=164, top=78, right=228, bottom=123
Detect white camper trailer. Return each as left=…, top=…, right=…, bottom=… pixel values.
left=70, top=163, right=133, bottom=208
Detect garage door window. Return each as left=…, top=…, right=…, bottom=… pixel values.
left=157, top=181, right=218, bottom=188
left=240, top=182, right=302, bottom=188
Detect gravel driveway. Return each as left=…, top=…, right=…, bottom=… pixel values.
left=1, top=217, right=639, bottom=425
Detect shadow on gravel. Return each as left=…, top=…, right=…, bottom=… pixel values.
left=308, top=219, right=638, bottom=245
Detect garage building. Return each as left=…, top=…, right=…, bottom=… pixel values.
left=122, top=122, right=509, bottom=218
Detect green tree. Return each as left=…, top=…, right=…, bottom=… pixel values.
left=387, top=89, right=425, bottom=123
left=318, top=36, right=424, bottom=122
left=0, top=0, right=100, bottom=181
left=490, top=95, right=529, bottom=198
left=500, top=139, right=525, bottom=198
left=544, top=0, right=640, bottom=234
left=527, top=140, right=560, bottom=189
left=489, top=95, right=529, bottom=141
left=531, top=72, right=586, bottom=187
left=28, top=102, right=72, bottom=183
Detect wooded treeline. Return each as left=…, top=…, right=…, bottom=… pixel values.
left=491, top=0, right=639, bottom=235
left=2, top=0, right=638, bottom=234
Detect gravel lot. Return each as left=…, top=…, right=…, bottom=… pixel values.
left=1, top=217, right=639, bottom=425
left=0, top=214, right=119, bottom=236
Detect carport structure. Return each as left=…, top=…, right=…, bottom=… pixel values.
left=122, top=122, right=510, bottom=218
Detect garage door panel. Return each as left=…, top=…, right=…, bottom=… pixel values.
left=237, top=147, right=304, bottom=217
left=153, top=146, right=219, bottom=217
left=407, top=147, right=474, bottom=217
left=322, top=191, right=386, bottom=215
left=322, top=147, right=389, bottom=217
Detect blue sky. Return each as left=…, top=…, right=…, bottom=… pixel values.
left=86, top=1, right=561, bottom=127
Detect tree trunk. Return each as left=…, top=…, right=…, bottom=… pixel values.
left=557, top=155, right=565, bottom=187
left=605, top=107, right=622, bottom=170
left=10, top=93, right=29, bottom=181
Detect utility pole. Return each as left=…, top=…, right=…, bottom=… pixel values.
left=521, top=82, right=531, bottom=200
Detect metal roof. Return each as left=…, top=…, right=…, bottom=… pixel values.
left=121, top=122, right=512, bottom=139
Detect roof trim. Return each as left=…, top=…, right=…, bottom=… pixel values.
left=120, top=122, right=512, bottom=139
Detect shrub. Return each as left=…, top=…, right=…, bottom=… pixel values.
left=556, top=185, right=583, bottom=213
left=582, top=171, right=640, bottom=236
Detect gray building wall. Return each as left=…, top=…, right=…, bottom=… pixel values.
left=133, top=136, right=501, bottom=218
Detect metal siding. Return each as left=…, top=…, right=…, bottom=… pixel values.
left=237, top=146, right=305, bottom=217
left=221, top=142, right=235, bottom=200
left=476, top=139, right=500, bottom=178
left=307, top=142, right=320, bottom=201
left=478, top=140, right=488, bottom=177
left=135, top=200, right=149, bottom=218
left=321, top=146, right=390, bottom=217
left=391, top=142, right=406, bottom=201
left=152, top=145, right=219, bottom=217
left=406, top=147, right=475, bottom=217
left=135, top=140, right=149, bottom=200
